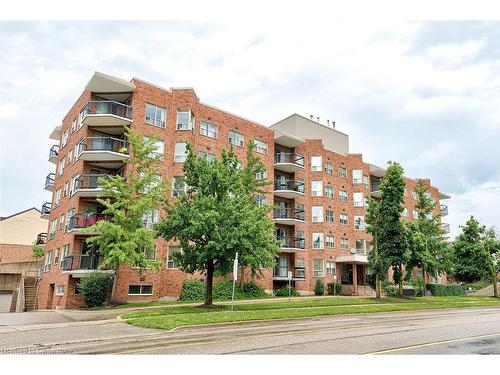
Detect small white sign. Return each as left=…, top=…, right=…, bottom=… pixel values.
left=233, top=252, right=239, bottom=281
left=287, top=271, right=292, bottom=281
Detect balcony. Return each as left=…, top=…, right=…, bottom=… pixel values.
left=274, top=179, right=305, bottom=199
left=370, top=180, right=382, bottom=198
left=62, top=253, right=113, bottom=277
left=77, top=137, right=129, bottom=168
left=44, top=173, right=55, bottom=191
left=74, top=174, right=114, bottom=197
left=277, top=236, right=305, bottom=253
left=66, top=213, right=110, bottom=234
left=441, top=223, right=450, bottom=234
left=82, top=100, right=132, bottom=129
left=274, top=152, right=305, bottom=173
left=273, top=267, right=306, bottom=280
left=273, top=207, right=305, bottom=225
left=41, top=202, right=51, bottom=218
left=35, top=233, right=47, bottom=247
left=48, top=145, right=59, bottom=164
left=440, top=204, right=449, bottom=216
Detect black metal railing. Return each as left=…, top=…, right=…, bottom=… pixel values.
left=67, top=213, right=111, bottom=232
left=274, top=152, right=305, bottom=166
left=41, top=202, right=52, bottom=216
left=441, top=223, right=450, bottom=234
left=77, top=137, right=129, bottom=155
left=45, top=173, right=55, bottom=188
left=84, top=100, right=132, bottom=120
left=62, top=254, right=105, bottom=271
left=274, top=179, right=305, bottom=193
left=273, top=207, right=305, bottom=221
left=371, top=180, right=381, bottom=192
left=75, top=174, right=114, bottom=191
left=49, top=145, right=59, bottom=160
left=277, top=236, right=306, bottom=249
left=35, top=232, right=47, bottom=246
left=440, top=204, right=449, bottom=216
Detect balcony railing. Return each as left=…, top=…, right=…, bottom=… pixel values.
left=440, top=204, right=449, bottom=216
left=41, top=202, right=51, bottom=217
left=273, top=207, right=305, bottom=221
left=67, top=213, right=111, bottom=232
left=274, top=179, right=305, bottom=193
left=75, top=174, right=113, bottom=191
left=45, top=173, right=55, bottom=190
left=274, top=152, right=305, bottom=166
left=277, top=236, right=306, bottom=250
left=294, top=267, right=306, bottom=279
left=441, top=223, right=450, bottom=234
left=48, top=145, right=59, bottom=163
left=84, top=100, right=132, bottom=120
left=273, top=267, right=306, bottom=279
left=62, top=253, right=105, bottom=271
left=35, top=233, right=47, bottom=246
left=371, top=180, right=381, bottom=192
left=77, top=137, right=129, bottom=155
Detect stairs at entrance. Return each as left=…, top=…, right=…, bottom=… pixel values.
left=24, top=277, right=38, bottom=311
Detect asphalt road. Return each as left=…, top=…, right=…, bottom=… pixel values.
left=1, top=307, right=499, bottom=354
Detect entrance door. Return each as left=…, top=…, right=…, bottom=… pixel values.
left=275, top=256, right=289, bottom=278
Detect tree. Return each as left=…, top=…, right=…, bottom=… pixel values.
left=85, top=127, right=167, bottom=303
left=405, top=179, right=442, bottom=294
left=452, top=216, right=487, bottom=283
left=483, top=228, right=499, bottom=298
left=32, top=241, right=45, bottom=277
left=156, top=142, right=279, bottom=306
left=378, top=161, right=409, bottom=296
left=365, top=198, right=384, bottom=298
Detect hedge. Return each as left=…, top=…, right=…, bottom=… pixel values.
left=179, top=279, right=268, bottom=301
left=314, top=279, right=325, bottom=296
left=426, top=283, right=465, bottom=296
left=79, top=272, right=111, bottom=308
left=275, top=285, right=299, bottom=297
left=326, top=282, right=342, bottom=295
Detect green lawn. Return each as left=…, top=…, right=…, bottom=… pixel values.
left=122, top=296, right=500, bottom=330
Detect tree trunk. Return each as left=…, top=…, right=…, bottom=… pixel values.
left=398, top=264, right=403, bottom=296
left=376, top=277, right=382, bottom=299
left=239, top=266, right=245, bottom=289
left=204, top=259, right=214, bottom=306
left=421, top=267, right=426, bottom=297
left=110, top=266, right=120, bottom=305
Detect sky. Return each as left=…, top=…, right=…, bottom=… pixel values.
left=0, top=20, right=499, bottom=238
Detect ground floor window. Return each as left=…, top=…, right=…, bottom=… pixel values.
left=326, top=261, right=336, bottom=275
left=55, top=285, right=64, bottom=296
left=128, top=285, right=153, bottom=295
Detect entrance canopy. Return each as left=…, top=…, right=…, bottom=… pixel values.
left=336, top=254, right=369, bottom=265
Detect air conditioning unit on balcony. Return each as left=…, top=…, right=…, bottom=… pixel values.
left=350, top=248, right=357, bottom=254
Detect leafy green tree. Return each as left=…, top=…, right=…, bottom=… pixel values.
left=483, top=228, right=499, bottom=298
left=365, top=198, right=384, bottom=298
left=85, top=127, right=167, bottom=303
left=32, top=241, right=45, bottom=277
left=378, top=162, right=409, bottom=296
left=156, top=143, right=279, bottom=306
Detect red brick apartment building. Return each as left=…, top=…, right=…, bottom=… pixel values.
left=36, top=72, right=451, bottom=309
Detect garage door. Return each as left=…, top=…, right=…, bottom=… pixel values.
left=0, top=292, right=13, bottom=312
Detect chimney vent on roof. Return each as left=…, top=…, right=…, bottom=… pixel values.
left=327, top=119, right=330, bottom=127
left=316, top=116, right=320, bottom=123
left=310, top=115, right=313, bottom=120
left=332, top=121, right=336, bottom=129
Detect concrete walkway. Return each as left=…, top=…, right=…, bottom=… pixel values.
left=471, top=282, right=500, bottom=296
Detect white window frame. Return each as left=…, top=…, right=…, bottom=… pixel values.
left=353, top=192, right=364, bottom=207
left=312, top=233, right=324, bottom=249
left=352, top=169, right=363, bottom=184
left=326, top=261, right=336, bottom=275
left=172, top=177, right=188, bottom=197
left=311, top=180, right=323, bottom=197
left=325, top=185, right=334, bottom=198
left=325, top=210, right=334, bottom=223
left=340, top=237, right=349, bottom=250
left=55, top=285, right=64, bottom=296
left=338, top=166, right=347, bottom=179
left=311, top=156, right=322, bottom=171
left=339, top=190, right=348, bottom=202
left=145, top=103, right=166, bottom=128
left=198, top=151, right=216, bottom=162
left=312, top=206, right=324, bottom=223
left=313, top=259, right=324, bottom=277
left=44, top=250, right=52, bottom=272
left=253, top=139, right=268, bottom=154
left=54, top=188, right=62, bottom=208
left=174, top=142, right=188, bottom=163
left=254, top=195, right=267, bottom=206
left=354, top=216, right=365, bottom=230
left=128, top=285, right=154, bottom=296
left=340, top=213, right=349, bottom=225
left=228, top=131, right=244, bottom=147
left=176, top=110, right=195, bottom=131
left=200, top=121, right=218, bottom=138
left=167, top=246, right=182, bottom=269
left=326, top=235, right=335, bottom=248
left=324, top=163, right=333, bottom=174
left=144, top=136, right=165, bottom=161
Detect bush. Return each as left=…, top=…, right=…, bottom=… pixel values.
left=410, top=279, right=424, bottom=297
left=79, top=272, right=111, bottom=308
left=213, top=280, right=245, bottom=300
left=426, top=283, right=465, bottom=296
left=314, top=279, right=325, bottom=296
left=383, top=284, right=399, bottom=297
left=327, top=282, right=342, bottom=295
left=179, top=279, right=205, bottom=301
left=275, top=285, right=299, bottom=297
left=242, top=281, right=266, bottom=298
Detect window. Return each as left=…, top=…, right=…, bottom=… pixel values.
left=174, top=142, right=188, bottom=162
left=254, top=195, right=267, bottom=206
left=413, top=209, right=419, bottom=219
left=311, top=156, right=322, bottom=171
left=354, top=216, right=365, bottom=230
left=63, top=181, right=69, bottom=197
left=70, top=174, right=79, bottom=196
left=312, top=206, right=324, bottom=223
left=326, top=235, right=334, bottom=248
left=311, top=180, right=323, bottom=196
left=144, top=246, right=156, bottom=261
left=356, top=239, right=367, bottom=254
left=325, top=210, right=334, bottom=222
left=200, top=121, right=218, bottom=138
left=402, top=207, right=409, bottom=217
left=353, top=192, right=364, bottom=207
left=54, top=248, right=60, bottom=264
left=412, top=191, right=418, bottom=200
left=324, top=163, right=333, bottom=174
left=61, top=129, right=69, bottom=148
left=312, top=233, right=324, bottom=249
left=172, top=177, right=187, bottom=197
left=296, top=231, right=305, bottom=241
left=198, top=151, right=216, bottom=162
left=55, top=285, right=64, bottom=296
left=167, top=246, right=181, bottom=269
left=313, top=259, right=324, bottom=277
left=44, top=250, right=52, bottom=272
left=340, top=237, right=349, bottom=250
left=71, top=119, right=77, bottom=134
left=326, top=261, right=336, bottom=275
left=128, top=285, right=153, bottom=295
left=176, top=111, right=195, bottom=131
left=142, top=210, right=160, bottom=229
left=339, top=190, right=348, bottom=202
left=353, top=169, right=363, bottom=184
left=325, top=185, right=334, bottom=198
left=338, top=166, right=347, bottom=179
left=145, top=103, right=166, bottom=128
left=67, top=149, right=73, bottom=164
left=78, top=109, right=85, bottom=129
left=228, top=131, right=244, bottom=147
left=60, top=244, right=69, bottom=268
left=58, top=157, right=65, bottom=177
left=66, top=209, right=74, bottom=232
left=363, top=175, right=369, bottom=189
left=49, top=219, right=57, bottom=239
left=255, top=169, right=267, bottom=180
left=340, top=213, right=349, bottom=225
left=59, top=214, right=65, bottom=230
left=253, top=139, right=268, bottom=154
left=144, top=137, right=165, bottom=160
left=141, top=173, right=161, bottom=193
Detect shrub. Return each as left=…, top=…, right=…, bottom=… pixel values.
left=275, top=285, right=299, bottom=297
left=410, top=279, right=424, bottom=297
left=314, top=279, right=325, bottom=296
left=213, top=280, right=244, bottom=300
left=327, top=282, right=342, bottom=295
left=179, top=279, right=205, bottom=301
left=242, top=281, right=266, bottom=298
left=383, top=284, right=399, bottom=297
left=79, top=272, right=111, bottom=308
left=426, top=283, right=465, bottom=296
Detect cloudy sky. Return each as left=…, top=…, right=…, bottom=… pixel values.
left=0, top=21, right=499, bottom=237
